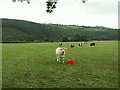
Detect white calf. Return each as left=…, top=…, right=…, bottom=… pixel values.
left=56, top=47, right=67, bottom=64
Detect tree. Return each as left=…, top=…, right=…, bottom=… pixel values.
left=24, top=36, right=34, bottom=42
left=74, top=34, right=81, bottom=41
left=62, top=37, right=69, bottom=42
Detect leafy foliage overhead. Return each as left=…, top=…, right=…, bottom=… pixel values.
left=12, top=0, right=88, bottom=13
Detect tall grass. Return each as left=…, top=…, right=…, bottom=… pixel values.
left=2, top=41, right=118, bottom=88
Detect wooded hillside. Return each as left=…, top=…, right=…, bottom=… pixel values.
left=2, top=18, right=118, bottom=42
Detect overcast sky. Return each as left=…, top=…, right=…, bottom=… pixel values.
left=0, top=0, right=119, bottom=29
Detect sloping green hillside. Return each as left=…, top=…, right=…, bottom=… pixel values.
left=2, top=18, right=118, bottom=42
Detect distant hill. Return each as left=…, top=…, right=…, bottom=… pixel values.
left=2, top=18, right=118, bottom=42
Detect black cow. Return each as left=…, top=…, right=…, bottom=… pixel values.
left=59, top=43, right=63, bottom=47
left=90, top=43, right=95, bottom=47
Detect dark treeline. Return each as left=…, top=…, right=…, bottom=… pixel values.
left=2, top=18, right=118, bottom=43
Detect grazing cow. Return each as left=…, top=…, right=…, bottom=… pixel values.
left=79, top=43, right=83, bottom=48
left=59, top=43, right=63, bottom=47
left=56, top=47, right=67, bottom=64
left=90, top=43, right=95, bottom=47
left=70, top=44, right=75, bottom=48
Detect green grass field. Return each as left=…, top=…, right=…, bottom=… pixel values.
left=2, top=41, right=118, bottom=88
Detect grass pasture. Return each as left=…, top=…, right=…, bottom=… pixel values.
left=2, top=41, right=118, bottom=88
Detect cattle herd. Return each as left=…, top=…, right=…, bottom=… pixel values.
left=56, top=42, right=96, bottom=64
left=59, top=42, right=95, bottom=48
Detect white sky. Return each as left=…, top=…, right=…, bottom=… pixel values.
left=0, top=0, right=119, bottom=29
